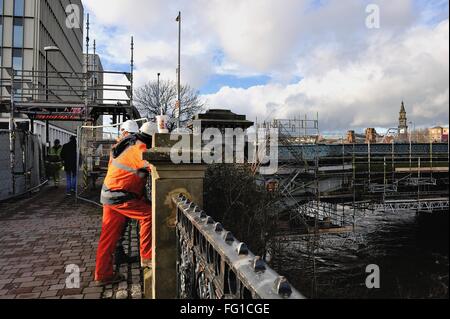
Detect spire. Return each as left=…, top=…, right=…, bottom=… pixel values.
left=400, top=101, right=406, bottom=114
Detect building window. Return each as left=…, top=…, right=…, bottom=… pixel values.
left=13, top=48, right=23, bottom=98
left=0, top=20, right=3, bottom=67
left=13, top=18, right=24, bottom=47
left=0, top=0, right=3, bottom=15
left=14, top=0, right=24, bottom=16
left=13, top=48, right=23, bottom=71
left=13, top=81, right=22, bottom=100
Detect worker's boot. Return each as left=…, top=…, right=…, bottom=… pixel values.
left=94, top=272, right=126, bottom=287
left=115, top=245, right=139, bottom=265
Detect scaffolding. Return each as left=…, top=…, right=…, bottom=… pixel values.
left=0, top=14, right=139, bottom=206
left=258, top=128, right=449, bottom=232
left=255, top=115, right=325, bottom=296
left=256, top=116, right=449, bottom=297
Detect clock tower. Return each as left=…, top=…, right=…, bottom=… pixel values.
left=398, top=101, right=408, bottom=141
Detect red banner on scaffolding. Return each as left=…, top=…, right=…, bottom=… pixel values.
left=28, top=107, right=88, bottom=121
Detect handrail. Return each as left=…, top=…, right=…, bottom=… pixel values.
left=172, top=194, right=305, bottom=299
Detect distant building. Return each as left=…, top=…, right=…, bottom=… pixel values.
left=384, top=136, right=395, bottom=144
left=443, top=128, right=449, bottom=143
left=429, top=126, right=448, bottom=143
left=397, top=101, right=409, bottom=142
left=346, top=130, right=356, bottom=144
left=365, top=128, right=377, bottom=144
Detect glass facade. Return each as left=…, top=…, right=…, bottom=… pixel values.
left=14, top=0, right=24, bottom=16
left=0, top=0, right=3, bottom=46
left=13, top=18, right=23, bottom=47
left=1, top=0, right=3, bottom=91
left=12, top=48, right=22, bottom=70
left=0, top=19, right=2, bottom=65
left=13, top=48, right=23, bottom=96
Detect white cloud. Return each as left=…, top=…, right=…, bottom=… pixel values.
left=204, top=19, right=449, bottom=131
left=203, top=0, right=306, bottom=73
left=84, top=0, right=449, bottom=131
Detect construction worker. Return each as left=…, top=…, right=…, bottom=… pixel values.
left=119, top=120, right=139, bottom=141
left=108, top=120, right=139, bottom=168
left=47, top=139, right=63, bottom=188
left=113, top=119, right=140, bottom=265
left=95, top=122, right=157, bottom=285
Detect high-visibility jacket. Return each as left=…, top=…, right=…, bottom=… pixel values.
left=48, top=146, right=63, bottom=163
left=101, top=140, right=150, bottom=205
left=108, top=134, right=134, bottom=167
left=46, top=146, right=63, bottom=170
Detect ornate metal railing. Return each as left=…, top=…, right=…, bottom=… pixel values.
left=173, top=194, right=304, bottom=299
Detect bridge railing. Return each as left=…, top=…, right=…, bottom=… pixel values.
left=172, top=194, right=305, bottom=299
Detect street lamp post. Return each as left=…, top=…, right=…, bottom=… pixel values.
left=408, top=121, right=415, bottom=171
left=157, top=73, right=162, bottom=115
left=43, top=46, right=60, bottom=149
left=409, top=121, right=416, bottom=143
left=176, top=11, right=181, bottom=129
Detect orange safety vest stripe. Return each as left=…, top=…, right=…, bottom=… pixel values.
left=103, top=141, right=150, bottom=197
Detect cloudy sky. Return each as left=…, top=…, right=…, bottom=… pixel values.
left=84, top=0, right=449, bottom=133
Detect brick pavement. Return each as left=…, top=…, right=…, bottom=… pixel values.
left=0, top=187, right=143, bottom=299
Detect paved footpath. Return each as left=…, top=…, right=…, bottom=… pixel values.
left=0, top=187, right=143, bottom=299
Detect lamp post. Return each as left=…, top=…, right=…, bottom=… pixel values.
left=176, top=11, right=181, bottom=129
left=157, top=73, right=162, bottom=115
left=409, top=121, right=416, bottom=143
left=408, top=121, right=415, bottom=171
left=44, top=46, right=60, bottom=149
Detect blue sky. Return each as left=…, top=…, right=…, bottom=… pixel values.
left=84, top=0, right=449, bottom=132
left=199, top=74, right=271, bottom=94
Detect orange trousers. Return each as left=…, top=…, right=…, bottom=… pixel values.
left=95, top=199, right=152, bottom=281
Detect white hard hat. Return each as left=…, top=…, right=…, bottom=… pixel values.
left=139, top=122, right=158, bottom=136
left=121, top=120, right=139, bottom=134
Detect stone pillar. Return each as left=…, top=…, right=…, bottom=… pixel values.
left=143, top=133, right=207, bottom=299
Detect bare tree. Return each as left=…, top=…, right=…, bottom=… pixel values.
left=134, top=79, right=204, bottom=130
left=204, top=164, right=280, bottom=257
left=414, top=128, right=431, bottom=143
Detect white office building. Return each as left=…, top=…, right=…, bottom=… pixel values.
left=0, top=0, right=85, bottom=144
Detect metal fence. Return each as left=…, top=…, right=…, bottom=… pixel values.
left=173, top=194, right=304, bottom=299
left=0, top=130, right=45, bottom=201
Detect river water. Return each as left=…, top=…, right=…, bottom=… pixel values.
left=272, top=210, right=449, bottom=299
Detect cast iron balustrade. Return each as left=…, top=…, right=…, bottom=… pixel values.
left=172, top=194, right=305, bottom=299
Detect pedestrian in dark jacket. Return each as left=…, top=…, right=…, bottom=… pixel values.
left=60, top=136, right=77, bottom=195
